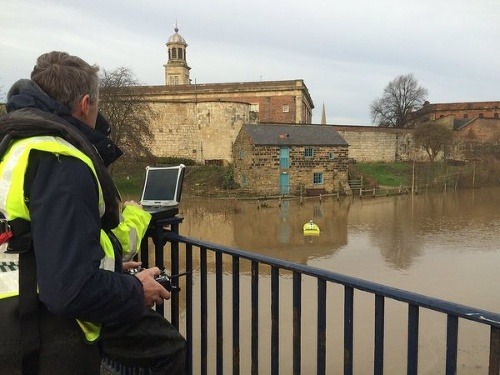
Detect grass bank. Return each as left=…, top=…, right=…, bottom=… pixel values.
left=351, top=159, right=500, bottom=191
left=111, top=157, right=500, bottom=199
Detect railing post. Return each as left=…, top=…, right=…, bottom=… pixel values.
left=490, top=326, right=500, bottom=375
left=216, top=252, right=223, bottom=375
left=271, top=267, right=280, bottom=374
left=185, top=244, right=193, bottom=375
left=251, top=261, right=259, bottom=375
left=374, top=295, right=384, bottom=375
left=232, top=257, right=240, bottom=375
left=446, top=315, right=458, bottom=375
left=344, top=286, right=353, bottom=375
left=317, top=279, right=327, bottom=375
left=293, top=271, right=302, bottom=375
left=170, top=228, right=180, bottom=329
left=407, top=304, right=419, bottom=375
left=200, top=247, right=208, bottom=375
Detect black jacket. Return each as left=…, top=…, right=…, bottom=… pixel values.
left=0, top=80, right=145, bottom=323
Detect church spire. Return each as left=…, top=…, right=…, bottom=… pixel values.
left=321, top=103, right=327, bottom=125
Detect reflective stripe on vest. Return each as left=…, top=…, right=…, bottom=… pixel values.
left=0, top=136, right=116, bottom=341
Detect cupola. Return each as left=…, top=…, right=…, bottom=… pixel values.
left=164, top=25, right=191, bottom=85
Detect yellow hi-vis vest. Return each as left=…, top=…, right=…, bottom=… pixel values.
left=0, top=135, right=116, bottom=342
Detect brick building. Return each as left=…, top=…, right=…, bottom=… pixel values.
left=233, top=124, right=349, bottom=195
left=420, top=115, right=500, bottom=161
left=412, top=101, right=500, bottom=122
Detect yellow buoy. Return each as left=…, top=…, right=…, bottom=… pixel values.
left=303, top=220, right=320, bottom=236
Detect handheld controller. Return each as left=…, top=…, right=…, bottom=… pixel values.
left=128, top=267, right=188, bottom=292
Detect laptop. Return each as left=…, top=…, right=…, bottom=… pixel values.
left=140, top=164, right=186, bottom=221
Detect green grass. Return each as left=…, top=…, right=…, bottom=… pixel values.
left=354, top=162, right=412, bottom=187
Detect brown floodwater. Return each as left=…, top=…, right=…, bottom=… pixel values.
left=166, top=187, right=500, bottom=374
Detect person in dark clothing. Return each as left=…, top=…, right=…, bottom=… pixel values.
left=0, top=51, right=186, bottom=374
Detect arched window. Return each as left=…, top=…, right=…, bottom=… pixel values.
left=178, top=48, right=183, bottom=59
left=172, top=48, right=177, bottom=59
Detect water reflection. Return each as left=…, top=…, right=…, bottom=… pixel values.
left=180, top=197, right=350, bottom=265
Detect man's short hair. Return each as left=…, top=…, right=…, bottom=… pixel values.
left=31, top=51, right=100, bottom=112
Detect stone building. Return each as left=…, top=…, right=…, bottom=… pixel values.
left=232, top=124, right=349, bottom=195
left=134, top=27, right=314, bottom=165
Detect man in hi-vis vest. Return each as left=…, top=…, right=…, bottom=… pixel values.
left=0, top=52, right=186, bottom=374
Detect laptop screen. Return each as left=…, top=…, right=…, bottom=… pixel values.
left=140, top=164, right=185, bottom=207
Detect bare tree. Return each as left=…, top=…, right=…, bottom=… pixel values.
left=413, top=123, right=453, bottom=162
left=371, top=74, right=428, bottom=127
left=99, top=67, right=155, bottom=160
left=0, top=83, right=6, bottom=115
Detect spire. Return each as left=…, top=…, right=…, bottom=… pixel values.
left=321, top=103, right=327, bottom=125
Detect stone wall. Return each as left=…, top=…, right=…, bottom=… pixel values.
left=149, top=101, right=250, bottom=163
left=332, top=126, right=415, bottom=162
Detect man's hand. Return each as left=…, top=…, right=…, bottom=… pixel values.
left=134, top=267, right=171, bottom=307
left=122, top=261, right=142, bottom=272
left=123, top=200, right=142, bottom=208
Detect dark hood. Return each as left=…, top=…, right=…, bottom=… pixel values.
left=6, top=79, right=122, bottom=167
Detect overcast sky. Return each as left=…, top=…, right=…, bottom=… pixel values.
left=1, top=0, right=499, bottom=125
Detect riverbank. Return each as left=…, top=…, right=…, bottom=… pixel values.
left=112, top=157, right=500, bottom=199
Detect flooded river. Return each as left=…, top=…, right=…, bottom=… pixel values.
left=172, top=187, right=500, bottom=374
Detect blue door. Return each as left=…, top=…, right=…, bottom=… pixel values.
left=279, top=147, right=290, bottom=169
left=280, top=172, right=289, bottom=194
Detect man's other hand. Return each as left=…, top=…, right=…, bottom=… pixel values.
left=134, top=267, right=171, bottom=307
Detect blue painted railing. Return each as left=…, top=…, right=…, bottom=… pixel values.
left=141, top=216, right=500, bottom=374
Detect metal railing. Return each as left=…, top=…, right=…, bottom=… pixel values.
left=142, top=216, right=500, bottom=375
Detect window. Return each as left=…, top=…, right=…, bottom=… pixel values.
left=282, top=104, right=290, bottom=113
left=171, top=48, right=177, bottom=59
left=169, top=76, right=179, bottom=85
left=313, top=173, right=324, bottom=185
left=495, top=113, right=499, bottom=118
left=304, top=147, right=314, bottom=158
left=250, top=104, right=259, bottom=112
left=239, top=150, right=245, bottom=160
left=479, top=113, right=484, bottom=118
left=328, top=152, right=336, bottom=160
left=240, top=175, right=248, bottom=188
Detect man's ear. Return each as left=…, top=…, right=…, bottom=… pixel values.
left=72, top=94, right=91, bottom=119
